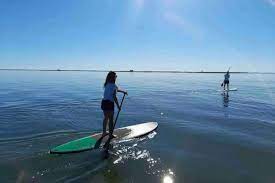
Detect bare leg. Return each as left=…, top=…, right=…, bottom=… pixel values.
left=108, top=113, right=115, bottom=138
left=95, top=112, right=109, bottom=148
left=103, top=111, right=115, bottom=150
left=102, top=112, right=109, bottom=135
left=103, top=111, right=114, bottom=137
left=227, top=83, right=229, bottom=91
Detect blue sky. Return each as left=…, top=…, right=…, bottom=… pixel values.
left=0, top=0, right=274, bottom=72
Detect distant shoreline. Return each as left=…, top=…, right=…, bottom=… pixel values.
left=0, top=69, right=274, bottom=74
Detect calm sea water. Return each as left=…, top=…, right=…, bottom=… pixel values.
left=0, top=71, right=274, bottom=183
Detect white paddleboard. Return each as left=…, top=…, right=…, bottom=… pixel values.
left=218, top=88, right=238, bottom=92
left=50, top=122, right=158, bottom=154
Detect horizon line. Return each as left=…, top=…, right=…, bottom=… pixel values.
left=0, top=68, right=274, bottom=74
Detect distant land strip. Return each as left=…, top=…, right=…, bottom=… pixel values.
left=0, top=69, right=274, bottom=74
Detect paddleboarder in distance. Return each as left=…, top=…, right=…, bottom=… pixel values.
left=221, top=68, right=230, bottom=91
left=101, top=71, right=127, bottom=139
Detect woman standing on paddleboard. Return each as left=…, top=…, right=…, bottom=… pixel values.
left=101, top=71, right=127, bottom=138
left=222, top=70, right=230, bottom=91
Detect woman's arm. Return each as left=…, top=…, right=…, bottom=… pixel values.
left=117, top=89, right=128, bottom=95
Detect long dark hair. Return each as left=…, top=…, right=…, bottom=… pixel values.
left=104, top=71, right=117, bottom=87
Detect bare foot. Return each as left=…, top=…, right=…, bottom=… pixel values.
left=110, top=134, right=117, bottom=138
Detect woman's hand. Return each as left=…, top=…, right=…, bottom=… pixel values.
left=117, top=89, right=128, bottom=95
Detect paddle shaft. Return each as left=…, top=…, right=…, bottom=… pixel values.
left=113, top=93, right=126, bottom=129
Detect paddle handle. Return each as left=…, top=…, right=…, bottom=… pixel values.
left=228, top=66, right=231, bottom=72
left=113, top=93, right=126, bottom=128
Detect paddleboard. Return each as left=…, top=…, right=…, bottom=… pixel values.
left=218, top=88, right=238, bottom=92
left=50, top=122, right=158, bottom=154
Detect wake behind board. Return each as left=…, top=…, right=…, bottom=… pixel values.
left=50, top=122, right=158, bottom=154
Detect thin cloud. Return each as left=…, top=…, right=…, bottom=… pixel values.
left=134, top=0, right=145, bottom=11
left=266, top=0, right=275, bottom=6
left=162, top=0, right=177, bottom=7
left=163, top=12, right=203, bottom=39
left=163, top=12, right=186, bottom=27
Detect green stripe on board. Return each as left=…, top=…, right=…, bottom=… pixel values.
left=51, top=136, right=97, bottom=153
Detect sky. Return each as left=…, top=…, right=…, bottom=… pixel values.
left=0, top=0, right=274, bottom=72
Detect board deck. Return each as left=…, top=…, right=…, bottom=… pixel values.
left=50, top=122, right=158, bottom=154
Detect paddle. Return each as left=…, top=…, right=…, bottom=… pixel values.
left=94, top=93, right=127, bottom=149
left=113, top=93, right=126, bottom=128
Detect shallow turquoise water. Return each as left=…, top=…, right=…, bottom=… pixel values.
left=0, top=71, right=274, bottom=182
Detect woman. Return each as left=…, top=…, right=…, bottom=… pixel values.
left=101, top=71, right=127, bottom=138
left=223, top=70, right=230, bottom=91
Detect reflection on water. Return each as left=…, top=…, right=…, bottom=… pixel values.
left=162, top=169, right=175, bottom=183
left=111, top=132, right=176, bottom=182
left=223, top=91, right=229, bottom=107
left=112, top=132, right=158, bottom=165
left=163, top=175, right=174, bottom=183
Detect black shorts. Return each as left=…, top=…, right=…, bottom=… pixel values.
left=101, top=100, right=114, bottom=111
left=224, top=80, right=229, bottom=84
